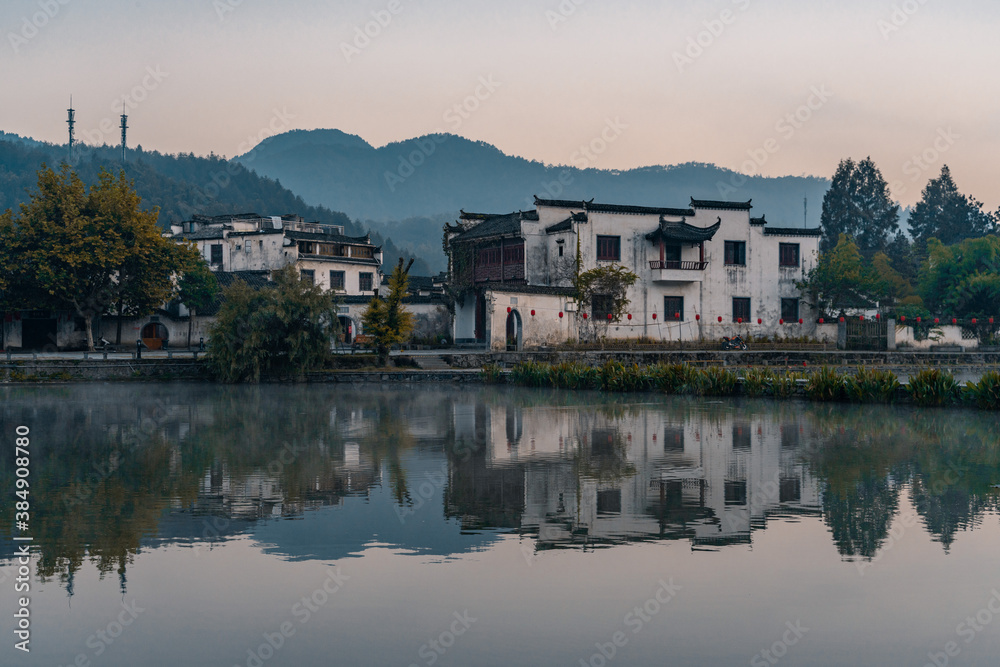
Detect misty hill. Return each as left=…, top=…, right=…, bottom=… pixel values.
left=236, top=129, right=832, bottom=223
left=0, top=136, right=431, bottom=274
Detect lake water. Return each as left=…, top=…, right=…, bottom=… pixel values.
left=2, top=383, right=999, bottom=667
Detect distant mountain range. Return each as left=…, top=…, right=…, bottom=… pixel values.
left=0, top=135, right=433, bottom=274
left=234, top=129, right=833, bottom=271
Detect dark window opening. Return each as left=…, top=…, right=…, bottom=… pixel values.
left=359, top=272, right=373, bottom=292
left=592, top=295, right=614, bottom=320
left=558, top=244, right=564, bottom=257
left=329, top=271, right=346, bottom=291
left=781, top=424, right=800, bottom=449
left=664, top=426, right=684, bottom=451
left=779, top=243, right=800, bottom=268
left=780, top=477, right=801, bottom=503
left=732, top=298, right=751, bottom=323
left=210, top=244, right=223, bottom=265
left=725, top=481, right=748, bottom=505
left=732, top=423, right=751, bottom=450
left=597, top=235, right=621, bottom=261
left=724, top=241, right=746, bottom=266
left=664, top=296, right=683, bottom=321
left=781, top=298, right=799, bottom=322
left=300, top=269, right=314, bottom=285
left=597, top=489, right=622, bottom=514
left=664, top=244, right=682, bottom=262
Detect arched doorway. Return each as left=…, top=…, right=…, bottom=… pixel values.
left=506, top=310, right=522, bottom=351
left=141, top=322, right=169, bottom=350
left=338, top=316, right=355, bottom=345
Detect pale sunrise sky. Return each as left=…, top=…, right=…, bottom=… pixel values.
left=2, top=0, right=997, bottom=208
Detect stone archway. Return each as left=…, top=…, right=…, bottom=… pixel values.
left=506, top=309, right=523, bottom=351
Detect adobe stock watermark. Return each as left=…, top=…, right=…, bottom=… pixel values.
left=673, top=0, right=752, bottom=73
left=855, top=512, right=918, bottom=576
left=889, top=126, right=960, bottom=197
left=922, top=588, right=1000, bottom=667
left=545, top=0, right=586, bottom=31
left=578, top=578, right=682, bottom=667
left=341, top=0, right=407, bottom=63
left=717, top=85, right=833, bottom=198
left=750, top=620, right=810, bottom=666
left=527, top=117, right=629, bottom=207
left=877, top=0, right=931, bottom=40
left=383, top=75, right=502, bottom=192
left=406, top=610, right=477, bottom=667
left=55, top=600, right=145, bottom=666
left=214, top=0, right=243, bottom=21
left=178, top=107, right=296, bottom=219
left=235, top=567, right=350, bottom=667
left=8, top=0, right=72, bottom=54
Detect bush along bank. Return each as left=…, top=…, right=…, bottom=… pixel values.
left=482, top=361, right=1000, bottom=411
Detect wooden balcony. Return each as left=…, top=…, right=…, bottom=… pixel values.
left=649, top=260, right=708, bottom=283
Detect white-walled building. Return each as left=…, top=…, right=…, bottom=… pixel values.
left=169, top=213, right=383, bottom=343
left=445, top=197, right=823, bottom=349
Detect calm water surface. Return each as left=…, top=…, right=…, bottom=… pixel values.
left=1, top=384, right=999, bottom=667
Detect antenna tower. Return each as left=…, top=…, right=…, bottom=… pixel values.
left=120, top=102, right=128, bottom=162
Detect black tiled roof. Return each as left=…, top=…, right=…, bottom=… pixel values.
left=750, top=215, right=767, bottom=226
left=545, top=217, right=574, bottom=234
left=690, top=198, right=753, bottom=211
left=175, top=229, right=226, bottom=241
left=762, top=227, right=822, bottom=237
left=534, top=196, right=693, bottom=217
left=450, top=212, right=526, bottom=243
left=644, top=217, right=722, bottom=243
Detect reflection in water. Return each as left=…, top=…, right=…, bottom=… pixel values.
left=1, top=385, right=998, bottom=596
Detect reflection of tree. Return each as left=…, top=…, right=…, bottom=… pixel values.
left=822, top=476, right=899, bottom=560
left=910, top=480, right=990, bottom=552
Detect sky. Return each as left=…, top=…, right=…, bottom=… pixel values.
left=1, top=0, right=998, bottom=208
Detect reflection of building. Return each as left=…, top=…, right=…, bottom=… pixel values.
left=446, top=401, right=823, bottom=550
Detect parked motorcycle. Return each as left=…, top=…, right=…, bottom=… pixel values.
left=721, top=335, right=748, bottom=351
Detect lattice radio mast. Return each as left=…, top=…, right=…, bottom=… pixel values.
left=120, top=101, right=128, bottom=162
left=67, top=96, right=76, bottom=154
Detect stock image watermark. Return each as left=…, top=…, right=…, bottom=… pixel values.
left=545, top=0, right=586, bottom=31
left=54, top=599, right=145, bottom=666
left=750, top=620, right=809, bottom=666
left=890, top=126, right=960, bottom=197
left=407, top=610, right=477, bottom=667
left=383, top=75, right=502, bottom=192
left=673, top=0, right=752, bottom=73
left=578, top=578, right=682, bottom=666
left=877, top=0, right=931, bottom=40
left=922, top=588, right=1000, bottom=667
left=341, top=0, right=407, bottom=62
left=13, top=425, right=32, bottom=653
left=8, top=0, right=72, bottom=54
left=717, top=85, right=833, bottom=197
left=528, top=116, right=629, bottom=207
left=236, top=567, right=350, bottom=667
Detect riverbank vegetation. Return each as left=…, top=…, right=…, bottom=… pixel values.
left=485, top=361, right=1000, bottom=410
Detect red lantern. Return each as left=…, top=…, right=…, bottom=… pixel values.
left=798, top=318, right=803, bottom=324
left=695, top=314, right=700, bottom=321
left=738, top=317, right=743, bottom=324
left=900, top=316, right=906, bottom=323
left=559, top=312, right=563, bottom=318
left=818, top=318, right=824, bottom=324
left=972, top=318, right=978, bottom=324
left=757, top=318, right=762, bottom=325
left=859, top=315, right=865, bottom=321
left=652, top=313, right=657, bottom=320
left=718, top=316, right=723, bottom=323
left=875, top=313, right=880, bottom=320
left=839, top=317, right=845, bottom=323
left=916, top=317, right=922, bottom=323
left=627, top=313, right=632, bottom=320
left=607, top=313, right=613, bottom=321
left=674, top=312, right=680, bottom=319
left=506, top=307, right=511, bottom=313
left=952, top=318, right=957, bottom=324
left=530, top=309, right=535, bottom=316
left=934, top=318, right=939, bottom=324
left=583, top=313, right=588, bottom=320
left=779, top=319, right=784, bottom=325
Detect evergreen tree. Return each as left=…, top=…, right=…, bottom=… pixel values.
left=820, top=157, right=900, bottom=258
left=908, top=165, right=995, bottom=249
left=363, top=258, right=415, bottom=366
